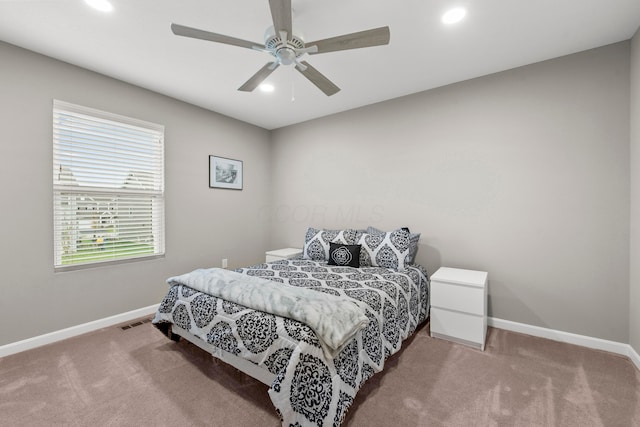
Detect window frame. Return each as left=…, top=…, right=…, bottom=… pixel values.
left=52, top=100, right=165, bottom=271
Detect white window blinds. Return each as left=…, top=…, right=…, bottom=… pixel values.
left=53, top=100, right=165, bottom=270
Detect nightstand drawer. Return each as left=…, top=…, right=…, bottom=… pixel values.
left=430, top=280, right=484, bottom=315
left=430, top=307, right=486, bottom=346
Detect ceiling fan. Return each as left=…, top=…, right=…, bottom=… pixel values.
left=171, top=0, right=390, bottom=96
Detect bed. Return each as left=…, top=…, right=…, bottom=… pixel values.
left=153, top=227, right=429, bottom=426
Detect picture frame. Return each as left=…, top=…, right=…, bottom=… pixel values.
left=209, top=155, right=243, bottom=190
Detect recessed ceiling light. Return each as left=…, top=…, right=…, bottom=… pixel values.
left=442, top=7, right=466, bottom=24
left=259, top=84, right=274, bottom=93
left=84, top=0, right=113, bottom=13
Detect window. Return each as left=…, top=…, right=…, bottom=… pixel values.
left=53, top=100, right=165, bottom=270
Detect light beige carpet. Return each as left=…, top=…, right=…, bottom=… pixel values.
left=1, top=319, right=638, bottom=426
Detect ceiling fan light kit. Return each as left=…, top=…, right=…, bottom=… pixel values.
left=171, top=0, right=390, bottom=96
left=442, top=7, right=467, bottom=24
left=84, top=0, right=113, bottom=13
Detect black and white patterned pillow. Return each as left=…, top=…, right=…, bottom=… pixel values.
left=358, top=228, right=411, bottom=270
left=327, top=243, right=361, bottom=268
left=367, top=226, right=420, bottom=264
left=302, top=227, right=360, bottom=261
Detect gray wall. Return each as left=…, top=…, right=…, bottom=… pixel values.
left=631, top=30, right=640, bottom=353
left=1, top=38, right=635, bottom=348
left=270, top=42, right=631, bottom=342
left=0, top=41, right=271, bottom=346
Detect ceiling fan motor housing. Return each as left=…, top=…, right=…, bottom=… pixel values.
left=265, top=29, right=305, bottom=65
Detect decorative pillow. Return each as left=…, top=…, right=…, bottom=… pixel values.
left=367, top=226, right=420, bottom=264
left=357, top=228, right=411, bottom=270
left=302, top=227, right=360, bottom=261
left=328, top=243, right=361, bottom=268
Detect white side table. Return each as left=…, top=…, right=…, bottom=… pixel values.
left=265, top=248, right=302, bottom=263
left=430, top=267, right=488, bottom=350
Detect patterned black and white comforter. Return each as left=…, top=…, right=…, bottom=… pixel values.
left=153, top=258, right=429, bottom=427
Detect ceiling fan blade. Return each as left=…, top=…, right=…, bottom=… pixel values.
left=171, top=23, right=263, bottom=50
left=295, top=61, right=340, bottom=96
left=307, top=26, right=390, bottom=55
left=238, top=62, right=280, bottom=92
left=269, top=0, right=292, bottom=37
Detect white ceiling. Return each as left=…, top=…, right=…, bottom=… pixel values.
left=1, top=0, right=640, bottom=130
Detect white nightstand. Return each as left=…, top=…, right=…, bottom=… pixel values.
left=265, top=248, right=302, bottom=263
left=430, top=267, right=488, bottom=351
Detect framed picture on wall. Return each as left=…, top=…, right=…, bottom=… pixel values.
left=209, top=155, right=243, bottom=190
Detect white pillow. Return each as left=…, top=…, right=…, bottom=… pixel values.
left=367, top=226, right=420, bottom=264
left=302, top=227, right=360, bottom=261
left=358, top=228, right=411, bottom=270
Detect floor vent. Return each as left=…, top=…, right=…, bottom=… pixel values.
left=121, top=318, right=152, bottom=330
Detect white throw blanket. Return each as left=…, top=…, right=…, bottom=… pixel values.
left=167, top=268, right=369, bottom=359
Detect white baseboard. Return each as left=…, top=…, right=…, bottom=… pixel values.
left=2, top=309, right=639, bottom=372
left=0, top=304, right=159, bottom=358
left=489, top=317, right=640, bottom=371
